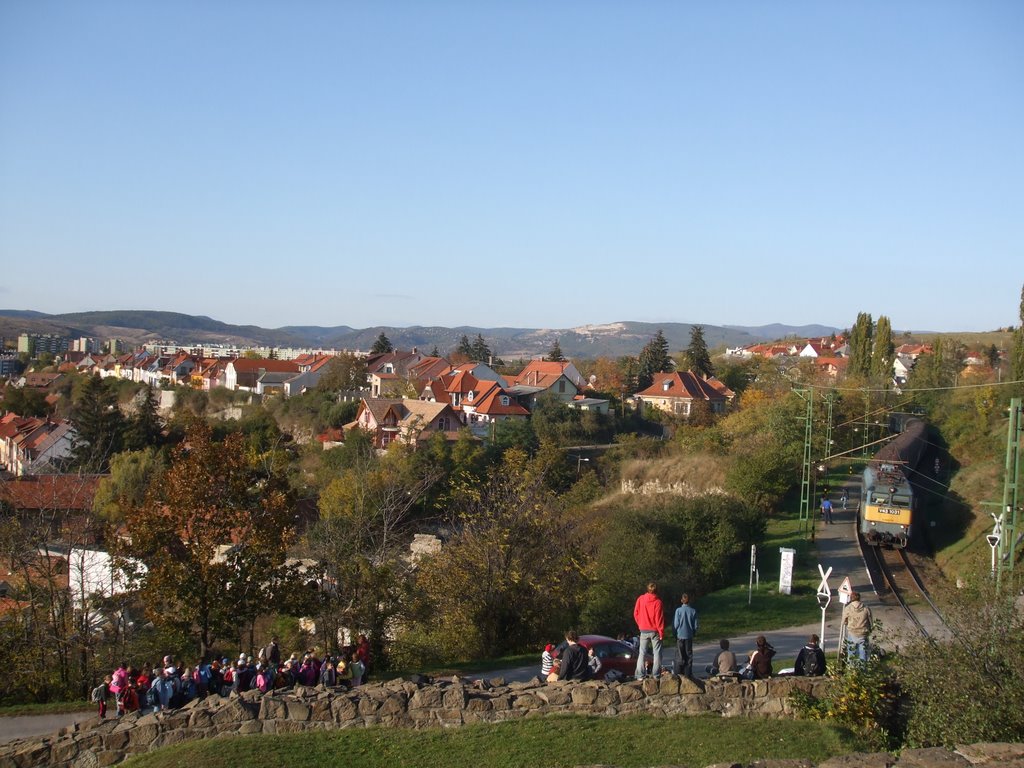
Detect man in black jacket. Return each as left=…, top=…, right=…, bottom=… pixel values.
left=794, top=634, right=826, bottom=676
left=557, top=631, right=590, bottom=681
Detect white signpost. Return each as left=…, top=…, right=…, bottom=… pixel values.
left=989, top=513, right=1004, bottom=578
left=816, top=564, right=833, bottom=651
left=838, top=576, right=853, bottom=605
left=779, top=548, right=795, bottom=595
left=748, top=545, right=757, bottom=605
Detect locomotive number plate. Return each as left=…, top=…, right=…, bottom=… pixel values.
left=877, top=507, right=904, bottom=516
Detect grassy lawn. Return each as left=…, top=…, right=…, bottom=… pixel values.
left=122, top=714, right=859, bottom=768
left=698, top=501, right=822, bottom=639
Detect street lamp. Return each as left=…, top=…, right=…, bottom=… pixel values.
left=567, top=454, right=590, bottom=474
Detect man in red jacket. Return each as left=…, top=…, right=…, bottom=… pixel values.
left=633, top=582, right=664, bottom=678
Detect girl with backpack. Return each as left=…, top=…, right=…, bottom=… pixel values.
left=91, top=676, right=111, bottom=719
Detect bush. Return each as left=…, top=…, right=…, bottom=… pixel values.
left=893, top=574, right=1024, bottom=747
left=790, top=666, right=902, bottom=751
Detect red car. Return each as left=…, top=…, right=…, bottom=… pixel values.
left=577, top=634, right=651, bottom=678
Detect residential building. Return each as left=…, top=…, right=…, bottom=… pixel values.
left=634, top=370, right=735, bottom=417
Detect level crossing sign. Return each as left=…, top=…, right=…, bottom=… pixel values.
left=816, top=564, right=833, bottom=608
left=838, top=576, right=853, bottom=605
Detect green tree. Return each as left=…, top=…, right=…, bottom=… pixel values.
left=307, top=448, right=442, bottom=664
left=118, top=420, right=297, bottom=659
left=470, top=334, right=491, bottom=361
left=404, top=449, right=589, bottom=661
left=70, top=374, right=126, bottom=473
left=637, top=330, right=673, bottom=390
left=453, top=334, right=472, bottom=358
left=848, top=312, right=874, bottom=378
left=546, top=338, right=566, bottom=363
left=318, top=352, right=368, bottom=393
left=1012, top=283, right=1024, bottom=390
left=1, top=385, right=48, bottom=417
left=123, top=385, right=163, bottom=451
left=682, top=325, right=714, bottom=379
left=871, top=315, right=895, bottom=380
left=371, top=332, right=393, bottom=355
left=92, top=447, right=167, bottom=522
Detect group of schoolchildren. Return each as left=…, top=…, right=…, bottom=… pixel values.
left=91, top=635, right=372, bottom=719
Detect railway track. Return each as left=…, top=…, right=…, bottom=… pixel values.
left=862, top=542, right=947, bottom=640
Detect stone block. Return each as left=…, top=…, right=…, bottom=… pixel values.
left=513, top=694, right=542, bottom=710
left=357, top=697, right=380, bottom=717
left=378, top=695, right=406, bottom=717
left=286, top=701, right=311, bottom=721
left=274, top=720, right=309, bottom=734
left=332, top=697, right=358, bottom=723
left=101, top=731, right=130, bottom=752
left=955, top=744, right=1024, bottom=764
left=10, top=743, right=50, bottom=768
left=443, top=685, right=467, bottom=710
left=410, top=687, right=444, bottom=709
left=51, top=739, right=80, bottom=764
left=642, top=677, right=660, bottom=696
left=537, top=688, right=572, bottom=706
left=489, top=695, right=511, bottom=711
left=619, top=684, right=645, bottom=703
left=594, top=689, right=619, bottom=708
left=571, top=687, right=599, bottom=706
left=96, top=750, right=125, bottom=767
left=127, top=724, right=160, bottom=748
left=659, top=675, right=681, bottom=695
left=678, top=676, right=705, bottom=695
left=310, top=698, right=332, bottom=722
left=818, top=752, right=896, bottom=768
left=259, top=697, right=287, bottom=721
left=188, top=709, right=213, bottom=730
left=236, top=720, right=264, bottom=735
left=896, top=748, right=972, bottom=768
left=153, top=730, right=189, bottom=749
left=68, top=751, right=100, bottom=768
left=467, top=698, right=493, bottom=712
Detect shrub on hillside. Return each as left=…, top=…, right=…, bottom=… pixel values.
left=894, top=574, right=1024, bottom=747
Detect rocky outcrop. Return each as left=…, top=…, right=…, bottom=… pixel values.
left=3, top=676, right=1018, bottom=768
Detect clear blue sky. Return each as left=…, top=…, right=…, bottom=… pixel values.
left=1, top=1, right=1021, bottom=333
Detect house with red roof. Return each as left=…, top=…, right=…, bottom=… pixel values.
left=224, top=358, right=300, bottom=391
left=507, top=360, right=582, bottom=409
left=634, top=370, right=735, bottom=417
left=348, top=398, right=463, bottom=449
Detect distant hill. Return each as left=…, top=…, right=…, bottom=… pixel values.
left=0, top=310, right=842, bottom=359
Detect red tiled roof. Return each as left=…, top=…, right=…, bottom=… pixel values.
left=0, top=475, right=102, bottom=512
left=635, top=371, right=734, bottom=401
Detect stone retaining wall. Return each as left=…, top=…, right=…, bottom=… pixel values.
left=0, top=674, right=835, bottom=768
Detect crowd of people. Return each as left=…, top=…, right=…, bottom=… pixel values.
left=539, top=581, right=865, bottom=684
left=91, top=635, right=373, bottom=719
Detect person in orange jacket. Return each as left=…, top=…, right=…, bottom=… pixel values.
left=633, top=582, right=664, bottom=678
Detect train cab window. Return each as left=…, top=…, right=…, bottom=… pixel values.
left=872, top=494, right=889, bottom=504
left=892, top=495, right=911, bottom=506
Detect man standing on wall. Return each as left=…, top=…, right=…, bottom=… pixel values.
left=633, top=582, right=664, bottom=679
left=673, top=593, right=699, bottom=678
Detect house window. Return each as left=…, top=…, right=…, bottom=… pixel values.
left=438, top=417, right=450, bottom=431
left=467, top=391, right=474, bottom=402
left=558, top=380, right=565, bottom=393
left=500, top=396, right=509, bottom=406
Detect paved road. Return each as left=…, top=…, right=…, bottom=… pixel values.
left=0, top=711, right=94, bottom=745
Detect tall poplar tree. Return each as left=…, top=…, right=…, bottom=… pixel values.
left=848, top=312, right=874, bottom=378
left=871, top=315, right=895, bottom=380
left=1013, top=283, right=1024, bottom=390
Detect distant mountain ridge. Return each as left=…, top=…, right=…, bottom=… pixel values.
left=0, top=309, right=842, bottom=359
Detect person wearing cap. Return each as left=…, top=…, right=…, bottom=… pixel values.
left=541, top=643, right=556, bottom=677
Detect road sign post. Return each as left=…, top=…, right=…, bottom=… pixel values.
left=989, top=513, right=1003, bottom=579
left=748, top=545, right=757, bottom=605
left=778, top=547, right=794, bottom=595
left=816, top=564, right=833, bottom=653
left=838, top=576, right=853, bottom=605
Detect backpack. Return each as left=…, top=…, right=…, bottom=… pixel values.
left=801, top=648, right=824, bottom=676
left=146, top=684, right=159, bottom=708
left=91, top=684, right=107, bottom=703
